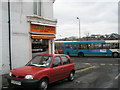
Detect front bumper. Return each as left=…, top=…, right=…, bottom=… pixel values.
left=7, top=76, right=39, bottom=88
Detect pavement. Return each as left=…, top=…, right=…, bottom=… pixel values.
left=1, top=58, right=92, bottom=90
left=1, top=74, right=9, bottom=90
left=0, top=75, right=2, bottom=90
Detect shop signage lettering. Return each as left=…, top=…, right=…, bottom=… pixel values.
left=30, top=24, right=56, bottom=34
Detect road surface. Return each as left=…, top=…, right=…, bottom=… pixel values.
left=2, top=57, right=120, bottom=90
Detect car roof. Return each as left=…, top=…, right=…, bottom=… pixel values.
left=37, top=54, right=68, bottom=57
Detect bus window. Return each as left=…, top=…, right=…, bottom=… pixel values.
left=94, top=43, right=102, bottom=49
left=88, top=43, right=94, bottom=49
left=111, top=43, right=119, bottom=49
left=78, top=44, right=88, bottom=49
left=73, top=44, right=78, bottom=49
left=66, top=44, right=72, bottom=48
left=65, top=44, right=69, bottom=48
left=102, top=43, right=110, bottom=49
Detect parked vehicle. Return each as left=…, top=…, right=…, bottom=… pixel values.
left=7, top=54, right=75, bottom=90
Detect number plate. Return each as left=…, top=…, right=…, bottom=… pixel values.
left=11, top=80, right=21, bottom=85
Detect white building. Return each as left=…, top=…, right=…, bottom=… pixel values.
left=1, top=0, right=57, bottom=74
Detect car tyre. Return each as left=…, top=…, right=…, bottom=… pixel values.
left=68, top=72, right=74, bottom=81
left=39, top=78, right=48, bottom=90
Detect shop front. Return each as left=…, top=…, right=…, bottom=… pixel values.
left=30, top=23, right=56, bottom=57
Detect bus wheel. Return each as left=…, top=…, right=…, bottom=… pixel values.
left=112, top=52, right=119, bottom=58
left=78, top=53, right=84, bottom=57
left=67, top=52, right=70, bottom=56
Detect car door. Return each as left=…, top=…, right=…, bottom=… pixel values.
left=61, top=56, right=72, bottom=78
left=50, top=56, right=64, bottom=83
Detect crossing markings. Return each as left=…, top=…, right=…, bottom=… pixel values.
left=115, top=73, right=120, bottom=80
left=100, top=64, right=120, bottom=66
left=76, top=66, right=96, bottom=73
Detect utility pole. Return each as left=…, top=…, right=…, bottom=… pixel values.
left=8, top=0, right=12, bottom=70
left=77, top=17, right=81, bottom=39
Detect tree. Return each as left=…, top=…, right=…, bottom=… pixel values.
left=84, top=31, right=90, bottom=37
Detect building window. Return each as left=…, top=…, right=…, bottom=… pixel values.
left=33, top=0, right=41, bottom=16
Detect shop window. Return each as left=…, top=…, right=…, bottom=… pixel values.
left=32, top=39, right=48, bottom=55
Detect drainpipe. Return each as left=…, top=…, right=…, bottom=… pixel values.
left=8, top=0, right=12, bottom=70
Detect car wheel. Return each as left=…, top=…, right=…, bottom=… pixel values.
left=39, top=78, right=48, bottom=90
left=68, top=72, right=74, bottom=81
left=112, top=52, right=119, bottom=58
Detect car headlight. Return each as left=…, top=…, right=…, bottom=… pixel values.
left=25, top=75, right=33, bottom=79
left=9, top=72, right=12, bottom=76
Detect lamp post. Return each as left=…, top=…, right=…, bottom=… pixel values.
left=77, top=17, right=81, bottom=39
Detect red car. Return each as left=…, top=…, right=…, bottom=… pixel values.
left=7, top=54, right=75, bottom=90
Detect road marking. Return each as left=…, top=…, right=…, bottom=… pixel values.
left=109, top=64, right=113, bottom=66
left=76, top=66, right=96, bottom=73
left=100, top=64, right=105, bottom=66
left=84, top=63, right=91, bottom=65
left=2, top=86, right=9, bottom=89
left=115, top=73, right=120, bottom=80
left=114, top=64, right=119, bottom=66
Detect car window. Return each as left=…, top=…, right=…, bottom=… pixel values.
left=26, top=56, right=52, bottom=67
left=61, top=56, right=70, bottom=65
left=52, top=57, right=62, bottom=67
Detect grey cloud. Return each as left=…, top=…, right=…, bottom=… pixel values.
left=54, top=0, right=118, bottom=38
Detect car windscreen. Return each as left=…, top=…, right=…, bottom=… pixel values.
left=26, top=56, right=52, bottom=67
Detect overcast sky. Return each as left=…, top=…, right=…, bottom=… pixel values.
left=53, top=0, right=119, bottom=39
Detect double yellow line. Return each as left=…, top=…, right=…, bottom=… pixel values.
left=76, top=66, right=96, bottom=73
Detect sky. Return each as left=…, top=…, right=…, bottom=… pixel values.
left=53, top=0, right=119, bottom=39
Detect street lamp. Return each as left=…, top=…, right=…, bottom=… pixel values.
left=77, top=17, right=81, bottom=39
